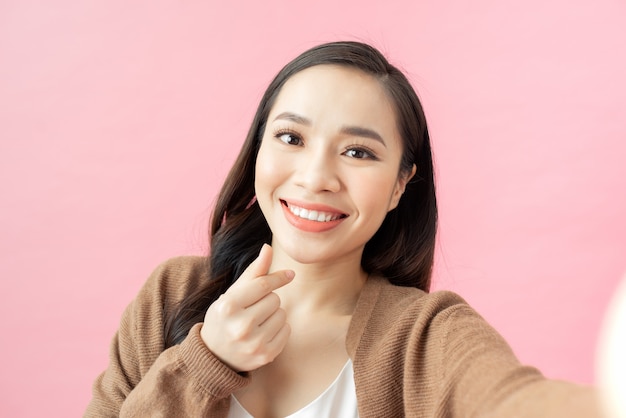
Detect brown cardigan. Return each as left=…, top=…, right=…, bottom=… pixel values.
left=86, top=256, right=602, bottom=417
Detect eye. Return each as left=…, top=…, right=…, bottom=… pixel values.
left=276, top=131, right=303, bottom=146
left=343, top=147, right=377, bottom=160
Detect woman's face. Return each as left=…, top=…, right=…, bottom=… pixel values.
left=255, top=65, right=413, bottom=266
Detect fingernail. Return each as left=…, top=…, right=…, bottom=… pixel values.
left=285, top=270, right=295, bottom=280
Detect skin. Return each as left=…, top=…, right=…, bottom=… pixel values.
left=202, top=65, right=415, bottom=417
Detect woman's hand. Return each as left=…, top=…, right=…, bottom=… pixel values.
left=200, top=244, right=294, bottom=372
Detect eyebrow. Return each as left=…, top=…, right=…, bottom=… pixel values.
left=274, top=112, right=311, bottom=126
left=273, top=111, right=387, bottom=147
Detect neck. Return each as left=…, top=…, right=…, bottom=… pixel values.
left=269, top=246, right=367, bottom=317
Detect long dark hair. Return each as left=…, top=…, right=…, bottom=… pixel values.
left=163, top=41, right=437, bottom=347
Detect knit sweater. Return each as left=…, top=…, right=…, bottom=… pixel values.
left=85, top=256, right=601, bottom=417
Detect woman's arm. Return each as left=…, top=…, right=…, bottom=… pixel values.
left=351, top=282, right=603, bottom=417
left=433, top=298, right=602, bottom=418
left=84, top=257, right=249, bottom=417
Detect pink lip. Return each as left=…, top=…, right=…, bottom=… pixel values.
left=281, top=199, right=346, bottom=215
left=280, top=199, right=347, bottom=233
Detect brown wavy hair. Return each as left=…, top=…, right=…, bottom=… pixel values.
left=164, top=41, right=437, bottom=347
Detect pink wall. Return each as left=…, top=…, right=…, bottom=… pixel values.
left=1, top=1, right=625, bottom=416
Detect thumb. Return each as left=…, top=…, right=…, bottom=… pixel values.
left=246, top=243, right=273, bottom=278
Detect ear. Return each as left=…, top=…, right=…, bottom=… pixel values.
left=388, top=164, right=416, bottom=212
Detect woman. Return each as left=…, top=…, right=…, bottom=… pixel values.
left=86, top=41, right=600, bottom=417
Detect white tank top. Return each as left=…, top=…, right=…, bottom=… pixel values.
left=227, top=360, right=359, bottom=418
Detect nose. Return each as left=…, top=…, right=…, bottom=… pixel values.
left=293, top=147, right=341, bottom=193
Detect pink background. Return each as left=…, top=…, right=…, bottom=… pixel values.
left=1, top=1, right=625, bottom=416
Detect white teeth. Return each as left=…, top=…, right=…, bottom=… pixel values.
left=287, top=204, right=341, bottom=222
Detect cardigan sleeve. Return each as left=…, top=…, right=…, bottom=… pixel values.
left=430, top=295, right=602, bottom=418
left=349, top=281, right=603, bottom=418
left=84, top=257, right=249, bottom=417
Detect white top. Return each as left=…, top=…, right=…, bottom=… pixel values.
left=227, top=360, right=359, bottom=418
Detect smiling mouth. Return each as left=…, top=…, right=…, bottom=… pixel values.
left=281, top=200, right=347, bottom=223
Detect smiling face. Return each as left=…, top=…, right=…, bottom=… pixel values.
left=254, top=64, right=414, bottom=267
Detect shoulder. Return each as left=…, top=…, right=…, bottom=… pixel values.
left=149, top=255, right=208, bottom=281
left=136, top=255, right=209, bottom=309
left=351, top=276, right=515, bottom=367
left=364, top=276, right=472, bottom=327
left=348, top=276, right=489, bottom=356
left=147, top=255, right=209, bottom=290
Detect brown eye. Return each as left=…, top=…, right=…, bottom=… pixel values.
left=344, top=147, right=374, bottom=160
left=277, top=132, right=302, bottom=146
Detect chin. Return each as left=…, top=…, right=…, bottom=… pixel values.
left=280, top=245, right=329, bottom=265
left=274, top=236, right=362, bottom=267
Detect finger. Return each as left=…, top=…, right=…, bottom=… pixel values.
left=258, top=306, right=287, bottom=336
left=264, top=321, right=291, bottom=359
left=239, top=243, right=276, bottom=283
left=227, top=245, right=273, bottom=295
left=247, top=243, right=274, bottom=278
left=227, top=244, right=273, bottom=297
left=233, top=269, right=294, bottom=309
left=228, top=244, right=294, bottom=307
left=247, top=317, right=290, bottom=370
left=245, top=292, right=281, bottom=326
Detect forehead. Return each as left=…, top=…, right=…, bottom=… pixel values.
left=269, top=65, right=399, bottom=136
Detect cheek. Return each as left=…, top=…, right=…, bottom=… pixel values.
left=254, top=153, right=269, bottom=192
left=254, top=146, right=275, bottom=222
left=350, top=172, right=401, bottom=215
left=254, top=142, right=286, bottom=196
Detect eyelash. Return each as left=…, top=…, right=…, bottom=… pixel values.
left=273, top=129, right=379, bottom=161
left=343, top=145, right=378, bottom=160
left=275, top=129, right=303, bottom=146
